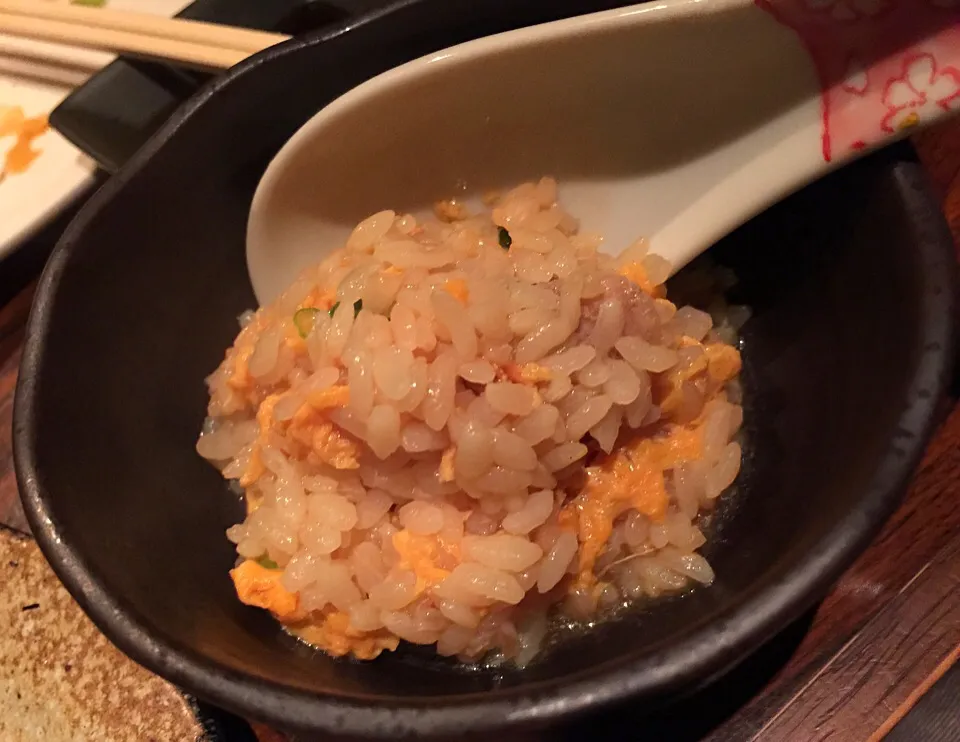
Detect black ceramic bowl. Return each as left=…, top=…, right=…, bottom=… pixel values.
left=13, top=1, right=958, bottom=739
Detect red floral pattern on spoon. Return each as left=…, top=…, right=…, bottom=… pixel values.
left=756, top=0, right=960, bottom=161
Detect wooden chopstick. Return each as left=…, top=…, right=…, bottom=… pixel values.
left=0, top=13, right=247, bottom=69
left=0, top=0, right=290, bottom=71
left=0, top=33, right=108, bottom=88
left=0, top=0, right=289, bottom=54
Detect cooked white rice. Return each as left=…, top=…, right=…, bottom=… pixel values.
left=197, top=178, right=744, bottom=664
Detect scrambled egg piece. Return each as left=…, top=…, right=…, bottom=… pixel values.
left=618, top=262, right=665, bottom=298
left=233, top=561, right=399, bottom=659
left=282, top=316, right=308, bottom=353
left=239, top=449, right=265, bottom=490
left=240, top=388, right=355, bottom=488
left=443, top=279, right=469, bottom=304
left=294, top=611, right=399, bottom=660
left=654, top=339, right=742, bottom=421
left=311, top=422, right=360, bottom=470
left=705, top=343, right=741, bottom=384
left=226, top=343, right=256, bottom=393
left=231, top=560, right=303, bottom=621
left=504, top=362, right=552, bottom=384
left=299, top=287, right=338, bottom=311
left=393, top=530, right=458, bottom=594
left=568, top=425, right=704, bottom=591
left=222, top=318, right=278, bottom=408
left=283, top=405, right=360, bottom=470
left=655, top=298, right=677, bottom=318
left=307, top=385, right=350, bottom=410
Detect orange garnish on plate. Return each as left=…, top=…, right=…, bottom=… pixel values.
left=0, top=106, right=49, bottom=179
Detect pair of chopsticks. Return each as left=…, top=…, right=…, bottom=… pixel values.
left=0, top=0, right=291, bottom=71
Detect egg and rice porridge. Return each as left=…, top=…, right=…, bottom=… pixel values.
left=196, top=178, right=745, bottom=664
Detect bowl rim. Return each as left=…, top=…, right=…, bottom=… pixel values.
left=13, top=7, right=959, bottom=739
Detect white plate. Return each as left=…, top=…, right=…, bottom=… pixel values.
left=0, top=0, right=192, bottom=258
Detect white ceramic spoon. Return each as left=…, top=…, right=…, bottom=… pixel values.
left=248, top=0, right=960, bottom=305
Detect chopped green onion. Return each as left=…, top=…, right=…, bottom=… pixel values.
left=257, top=556, right=279, bottom=570
left=498, top=226, right=512, bottom=249
left=71, top=0, right=108, bottom=6
left=327, top=299, right=362, bottom=320
left=292, top=307, right=322, bottom=338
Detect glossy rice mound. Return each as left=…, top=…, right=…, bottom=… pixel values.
left=197, top=178, right=745, bottom=665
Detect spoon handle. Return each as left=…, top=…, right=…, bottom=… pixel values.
left=654, top=0, right=959, bottom=275
left=756, top=0, right=960, bottom=164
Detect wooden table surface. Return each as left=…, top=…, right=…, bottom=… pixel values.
left=2, top=123, right=959, bottom=742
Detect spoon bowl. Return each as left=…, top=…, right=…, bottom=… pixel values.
left=248, top=0, right=960, bottom=304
